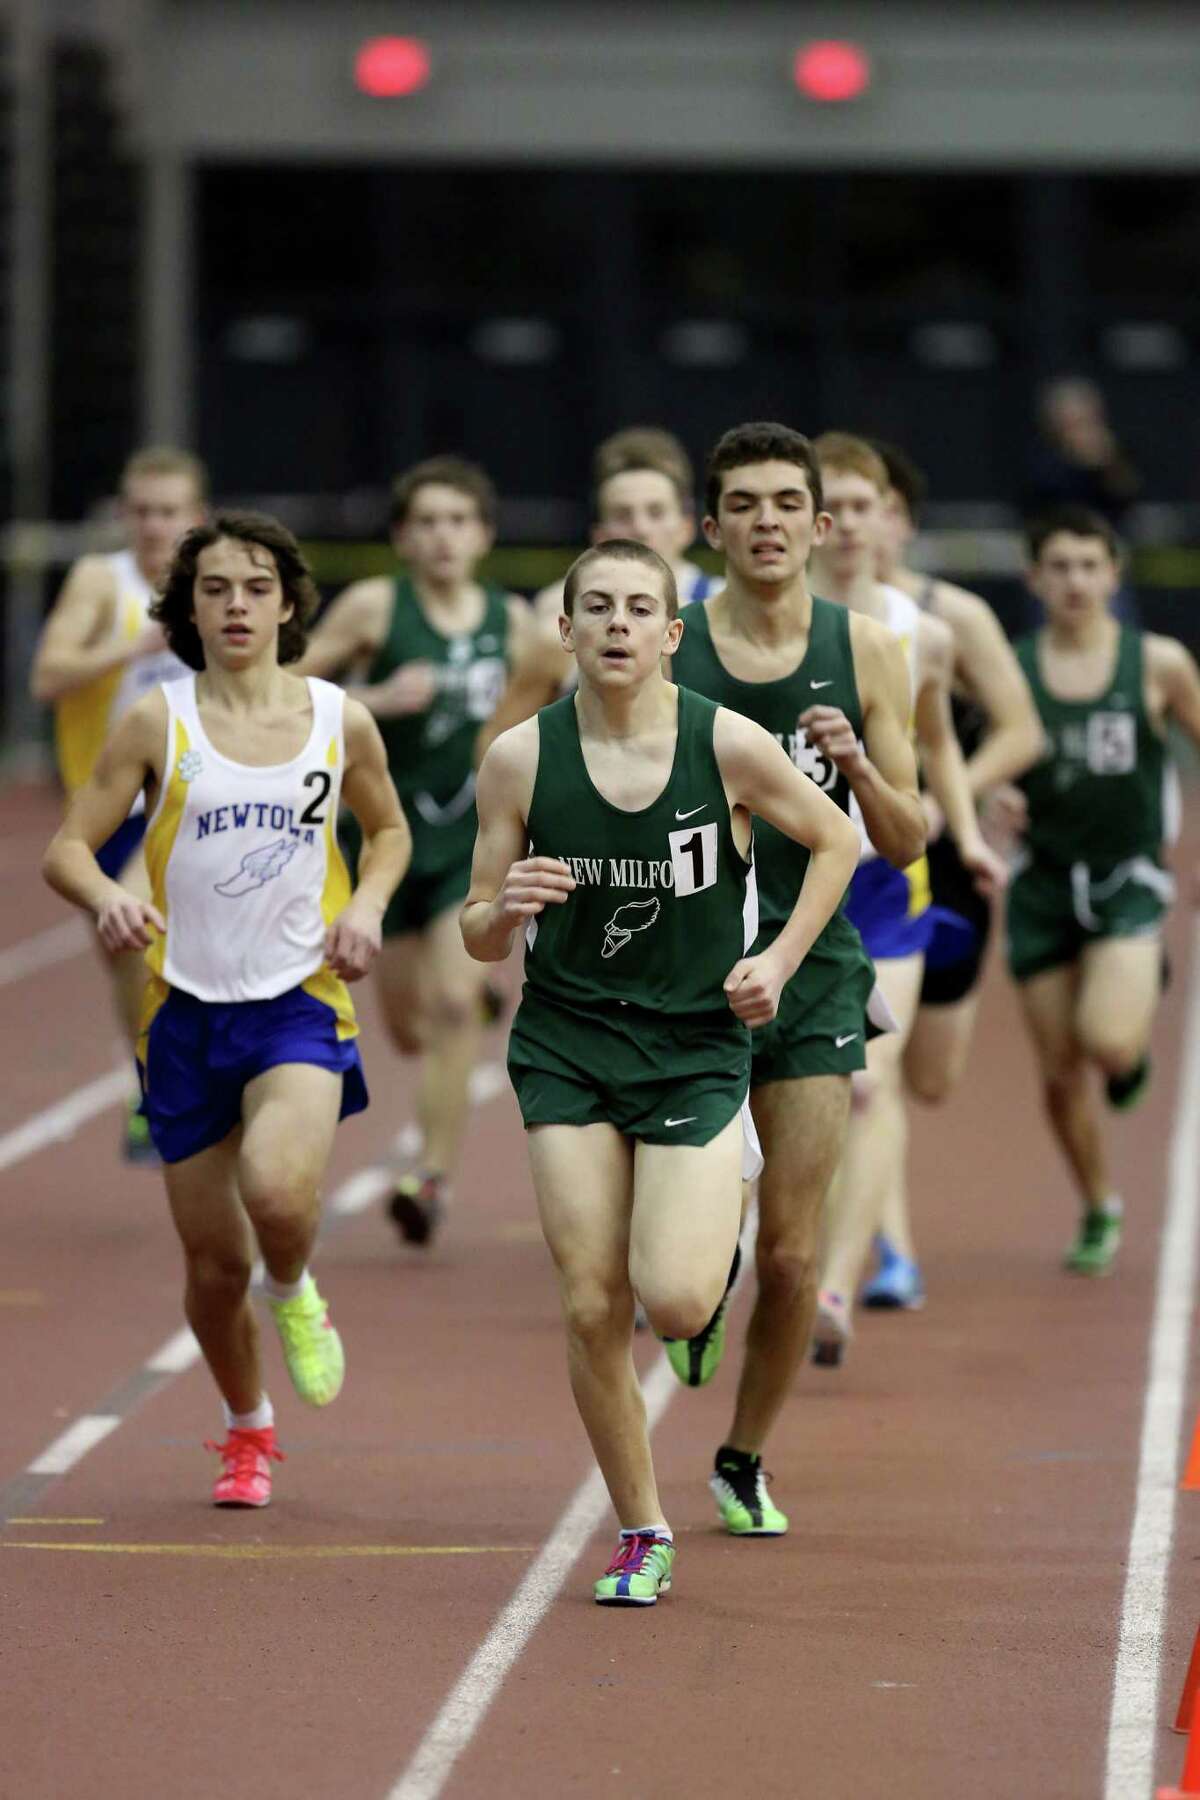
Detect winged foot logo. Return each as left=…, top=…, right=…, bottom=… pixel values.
left=602, top=896, right=661, bottom=958
left=214, top=837, right=300, bottom=898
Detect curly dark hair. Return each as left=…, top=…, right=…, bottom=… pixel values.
left=389, top=456, right=498, bottom=531
left=150, top=511, right=320, bottom=670
left=704, top=422, right=823, bottom=520
left=1027, top=505, right=1122, bottom=564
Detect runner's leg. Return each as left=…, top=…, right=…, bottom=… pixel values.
left=529, top=1122, right=659, bottom=1527
left=1075, top=934, right=1162, bottom=1079
left=725, top=1076, right=848, bottom=1451
left=237, top=1063, right=343, bottom=1283
left=416, top=905, right=488, bottom=1179
left=632, top=1111, right=744, bottom=1341
left=1018, top=963, right=1110, bottom=1208
left=164, top=1126, right=261, bottom=1415
left=903, top=990, right=983, bottom=1107
left=821, top=953, right=925, bottom=1295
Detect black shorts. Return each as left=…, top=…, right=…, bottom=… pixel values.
left=919, top=834, right=994, bottom=1007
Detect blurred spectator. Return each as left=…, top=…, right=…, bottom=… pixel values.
left=1026, top=377, right=1141, bottom=528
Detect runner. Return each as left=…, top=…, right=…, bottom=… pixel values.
left=873, top=441, right=1042, bottom=1120
left=463, top=537, right=859, bottom=1600
left=298, top=457, right=530, bottom=1245
left=42, top=512, right=408, bottom=1505
left=1001, top=505, right=1199, bottom=1274
left=31, top=446, right=208, bottom=1160
left=670, top=421, right=924, bottom=1509
left=482, top=427, right=715, bottom=747
left=810, top=433, right=1006, bottom=1346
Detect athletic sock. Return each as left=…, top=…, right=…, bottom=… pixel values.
left=1098, top=1194, right=1124, bottom=1219
left=621, top=1522, right=672, bottom=1543
left=262, top=1269, right=310, bottom=1304
left=224, top=1394, right=275, bottom=1432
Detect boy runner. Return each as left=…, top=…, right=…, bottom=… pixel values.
left=1002, top=506, right=1200, bottom=1273
left=298, top=457, right=530, bottom=1244
left=668, top=422, right=924, bottom=1517
left=809, top=434, right=1005, bottom=1342
left=873, top=441, right=1042, bottom=1114
left=43, top=513, right=408, bottom=1505
left=483, top=427, right=716, bottom=745
left=463, top=538, right=859, bottom=1601
left=31, top=447, right=208, bottom=1160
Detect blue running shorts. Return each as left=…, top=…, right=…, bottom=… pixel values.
left=139, top=983, right=368, bottom=1164
left=96, top=811, right=148, bottom=881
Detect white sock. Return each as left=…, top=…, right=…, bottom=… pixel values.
left=1101, top=1194, right=1124, bottom=1219
left=262, top=1269, right=310, bottom=1303
left=622, top=1522, right=672, bottom=1542
left=223, top=1394, right=274, bottom=1432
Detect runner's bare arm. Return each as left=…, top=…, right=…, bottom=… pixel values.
left=294, top=578, right=390, bottom=681
left=326, top=700, right=411, bottom=980
left=41, top=691, right=168, bottom=949
left=714, top=708, right=861, bottom=1027
left=1149, top=635, right=1200, bottom=750
left=475, top=620, right=572, bottom=762
left=802, top=614, right=925, bottom=870
left=934, top=581, right=1044, bottom=793
left=30, top=556, right=164, bottom=702
left=913, top=618, right=1007, bottom=898
left=461, top=721, right=576, bottom=962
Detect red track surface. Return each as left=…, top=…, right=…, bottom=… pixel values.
left=3, top=780, right=1199, bottom=1800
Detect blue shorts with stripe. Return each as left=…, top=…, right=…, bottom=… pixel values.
left=139, top=984, right=368, bottom=1164
left=844, top=856, right=935, bottom=962
left=96, top=812, right=147, bottom=880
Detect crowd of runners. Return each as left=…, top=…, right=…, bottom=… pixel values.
left=33, top=417, right=1200, bottom=1605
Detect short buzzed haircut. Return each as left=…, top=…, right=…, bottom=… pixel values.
left=1027, top=505, right=1122, bottom=564
left=121, top=445, right=209, bottom=501
left=593, top=427, right=695, bottom=512
left=389, top=456, right=498, bottom=531
left=872, top=441, right=928, bottom=525
left=562, top=538, right=679, bottom=619
left=812, top=431, right=889, bottom=494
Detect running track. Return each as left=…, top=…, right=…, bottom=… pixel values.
left=3, top=780, right=1200, bottom=1800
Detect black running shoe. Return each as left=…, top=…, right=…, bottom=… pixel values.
left=1105, top=1057, right=1150, bottom=1112
left=387, top=1172, right=446, bottom=1246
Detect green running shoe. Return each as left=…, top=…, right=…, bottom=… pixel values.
left=266, top=1275, right=345, bottom=1405
left=663, top=1243, right=741, bottom=1388
left=709, top=1445, right=788, bottom=1536
left=1106, top=1058, right=1151, bottom=1112
left=593, top=1530, right=675, bottom=1606
left=122, top=1095, right=159, bottom=1167
left=1064, top=1208, right=1123, bottom=1277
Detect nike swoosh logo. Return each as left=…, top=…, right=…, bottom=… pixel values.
left=663, top=1116, right=698, bottom=1128
left=835, top=1033, right=859, bottom=1048
left=810, top=679, right=833, bottom=689
left=674, top=806, right=706, bottom=821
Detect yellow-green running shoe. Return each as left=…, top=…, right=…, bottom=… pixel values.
left=266, top=1276, right=345, bottom=1405
left=594, top=1530, right=675, bottom=1606
left=663, top=1242, right=741, bottom=1388
left=123, top=1094, right=159, bottom=1167
left=709, top=1445, right=788, bottom=1536
left=1063, top=1208, right=1123, bottom=1277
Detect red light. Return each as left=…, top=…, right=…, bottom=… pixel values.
left=355, top=37, right=432, bottom=98
left=794, top=41, right=871, bottom=103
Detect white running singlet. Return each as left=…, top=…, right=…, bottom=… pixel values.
left=143, top=676, right=353, bottom=1004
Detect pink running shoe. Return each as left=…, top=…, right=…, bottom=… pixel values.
left=205, top=1427, right=284, bottom=1508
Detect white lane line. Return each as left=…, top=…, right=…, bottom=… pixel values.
left=28, top=1416, right=121, bottom=1476
left=0, top=1066, right=130, bottom=1176
left=389, top=1353, right=681, bottom=1800
left=0, top=918, right=88, bottom=989
left=145, top=1328, right=201, bottom=1375
left=1104, top=917, right=1200, bottom=1800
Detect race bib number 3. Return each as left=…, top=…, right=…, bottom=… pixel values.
left=669, top=821, right=718, bottom=896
